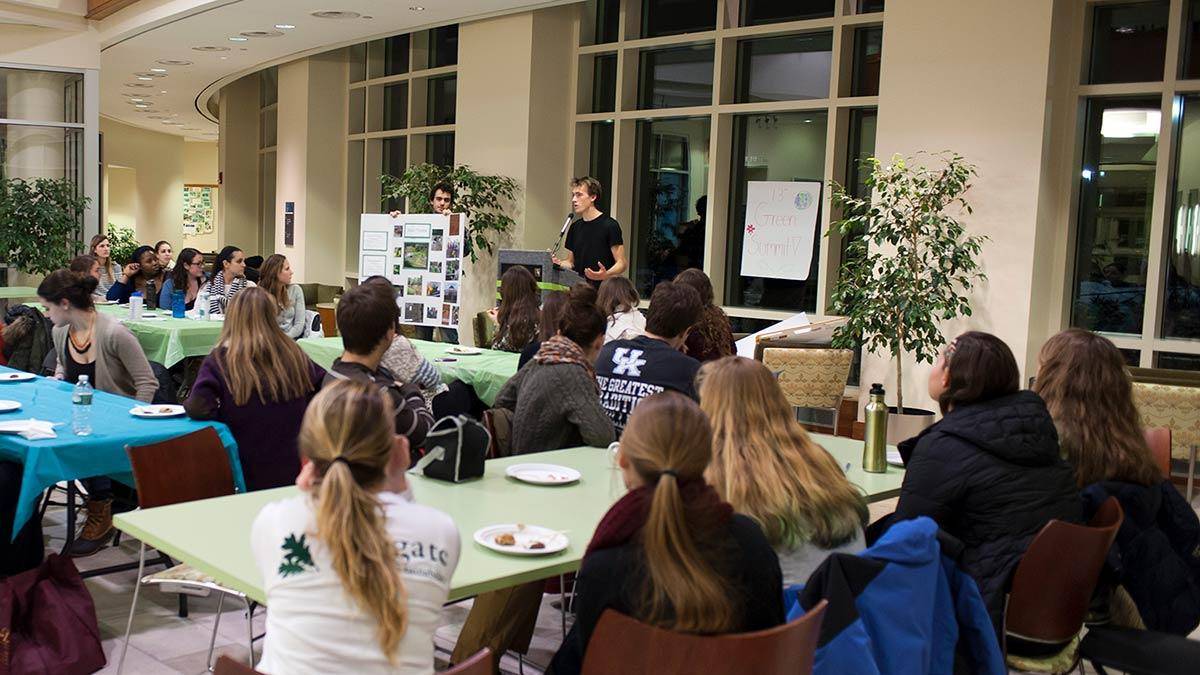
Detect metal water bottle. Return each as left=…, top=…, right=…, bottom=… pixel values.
left=863, top=383, right=888, bottom=473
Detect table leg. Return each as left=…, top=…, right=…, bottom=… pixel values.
left=60, top=482, right=79, bottom=555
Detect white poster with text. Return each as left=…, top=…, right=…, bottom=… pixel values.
left=739, top=180, right=821, bottom=281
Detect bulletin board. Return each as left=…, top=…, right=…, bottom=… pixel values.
left=358, top=212, right=466, bottom=329
left=183, top=184, right=217, bottom=235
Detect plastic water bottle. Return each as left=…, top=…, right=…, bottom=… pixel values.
left=196, top=289, right=209, bottom=320
left=72, top=375, right=93, bottom=436
left=129, top=292, right=143, bottom=320
left=171, top=289, right=186, bottom=318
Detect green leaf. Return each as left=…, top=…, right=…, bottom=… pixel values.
left=0, top=177, right=92, bottom=275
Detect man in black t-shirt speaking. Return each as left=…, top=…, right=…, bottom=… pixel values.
left=552, top=176, right=627, bottom=287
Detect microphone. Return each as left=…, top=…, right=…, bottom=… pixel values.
left=551, top=212, right=574, bottom=257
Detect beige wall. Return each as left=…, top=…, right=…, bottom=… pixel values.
left=865, top=0, right=1062, bottom=413
left=218, top=74, right=260, bottom=256
left=100, top=117, right=182, bottom=247
left=182, top=139, right=219, bottom=252
left=104, top=165, right=136, bottom=231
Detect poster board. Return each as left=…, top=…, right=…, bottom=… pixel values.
left=739, top=180, right=821, bottom=281
left=358, top=212, right=466, bottom=329
left=183, top=184, right=217, bottom=235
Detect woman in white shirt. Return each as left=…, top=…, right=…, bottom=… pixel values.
left=597, top=276, right=645, bottom=343
left=251, top=379, right=461, bottom=675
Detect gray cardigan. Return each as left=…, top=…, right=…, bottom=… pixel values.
left=493, top=360, right=614, bottom=454
left=52, top=312, right=158, bottom=403
left=276, top=284, right=308, bottom=339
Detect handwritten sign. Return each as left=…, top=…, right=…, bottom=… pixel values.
left=739, top=180, right=821, bottom=281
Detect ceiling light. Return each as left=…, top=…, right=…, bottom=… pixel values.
left=160, top=90, right=168, bottom=94
left=125, top=83, right=154, bottom=88
left=135, top=72, right=165, bottom=79
left=310, top=10, right=360, bottom=19
left=149, top=68, right=167, bottom=73
left=192, top=46, right=230, bottom=52
left=129, top=98, right=144, bottom=102
left=137, top=76, right=153, bottom=81
left=220, top=56, right=228, bottom=60
left=410, top=6, right=425, bottom=10
left=1101, top=108, right=1161, bottom=138
left=229, top=36, right=248, bottom=42
left=134, top=104, right=150, bottom=108
left=275, top=24, right=295, bottom=30
left=157, top=59, right=193, bottom=66
left=240, top=30, right=284, bottom=38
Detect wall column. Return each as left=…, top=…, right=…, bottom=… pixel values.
left=218, top=74, right=260, bottom=253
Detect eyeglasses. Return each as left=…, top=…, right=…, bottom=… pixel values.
left=187, top=260, right=204, bottom=267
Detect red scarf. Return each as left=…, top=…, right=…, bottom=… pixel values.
left=534, top=335, right=598, bottom=392
left=585, top=480, right=733, bottom=558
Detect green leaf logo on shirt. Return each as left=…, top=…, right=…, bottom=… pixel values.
left=278, top=533, right=317, bottom=577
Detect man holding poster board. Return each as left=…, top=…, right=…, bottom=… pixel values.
left=739, top=180, right=822, bottom=281
left=389, top=181, right=459, bottom=342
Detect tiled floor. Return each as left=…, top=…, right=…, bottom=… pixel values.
left=39, top=491, right=1200, bottom=673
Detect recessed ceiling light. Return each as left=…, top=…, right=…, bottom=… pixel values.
left=310, top=10, right=360, bottom=19
left=125, top=83, right=154, bottom=88
left=229, top=36, right=249, bottom=42
left=134, top=104, right=150, bottom=108
left=192, top=46, right=230, bottom=52
left=410, top=6, right=425, bottom=10
left=220, top=56, right=228, bottom=60
left=129, top=98, right=144, bottom=102
left=147, top=115, right=165, bottom=119
left=183, top=127, right=201, bottom=131
left=149, top=68, right=167, bottom=73
left=160, top=90, right=168, bottom=94
left=157, top=59, right=193, bottom=66
left=240, top=29, right=284, bottom=38
left=137, top=76, right=154, bottom=81
left=135, top=71, right=165, bottom=78
left=275, top=24, right=295, bottom=30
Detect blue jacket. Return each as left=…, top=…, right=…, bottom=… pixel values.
left=1083, top=480, right=1200, bottom=635
left=790, top=517, right=1005, bottom=675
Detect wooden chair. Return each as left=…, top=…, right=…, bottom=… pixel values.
left=447, top=648, right=493, bottom=674
left=762, top=347, right=853, bottom=432
left=1144, top=426, right=1172, bottom=478
left=1003, top=497, right=1123, bottom=673
left=581, top=599, right=827, bottom=675
left=213, top=655, right=260, bottom=675
left=117, top=427, right=252, bottom=674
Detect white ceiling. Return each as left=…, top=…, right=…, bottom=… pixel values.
left=99, top=0, right=575, bottom=141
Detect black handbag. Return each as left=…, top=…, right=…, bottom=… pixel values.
left=421, top=415, right=490, bottom=483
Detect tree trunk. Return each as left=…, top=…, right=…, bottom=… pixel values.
left=895, top=349, right=904, bottom=413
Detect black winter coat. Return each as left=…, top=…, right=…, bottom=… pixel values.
left=893, top=390, right=1082, bottom=630
left=1082, top=480, right=1200, bottom=635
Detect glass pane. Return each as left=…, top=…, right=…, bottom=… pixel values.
left=742, top=0, right=834, bottom=26
left=858, top=0, right=885, bottom=12
left=725, top=112, right=828, bottom=312
left=736, top=33, right=832, bottom=103
left=259, top=67, right=278, bottom=107
left=1185, top=0, right=1200, bottom=79
left=846, top=108, right=878, bottom=199
left=592, top=54, right=618, bottom=113
left=431, top=25, right=459, bottom=68
left=383, top=83, right=408, bottom=131
left=385, top=35, right=410, bottom=75
left=347, top=140, right=365, bottom=257
left=632, top=117, right=710, bottom=296
left=259, top=110, right=277, bottom=149
left=426, top=75, right=457, bottom=126
left=1155, top=351, right=1200, bottom=370
left=426, top=132, right=455, bottom=167
left=349, top=88, right=366, bottom=134
left=348, top=43, right=367, bottom=83
left=638, top=44, right=715, bottom=110
left=1088, top=1, right=1169, bottom=84
left=367, top=39, right=386, bottom=80
left=596, top=0, right=620, bottom=43
left=589, top=121, right=615, bottom=215
left=1070, top=97, right=1160, bottom=335
left=1119, top=349, right=1141, bottom=367
left=1164, top=95, right=1200, bottom=339
left=728, top=316, right=779, bottom=333
left=383, top=138, right=406, bottom=212
left=0, top=124, right=83, bottom=185
left=643, top=0, right=716, bottom=38
left=851, top=27, right=883, bottom=97
left=0, top=68, right=84, bottom=123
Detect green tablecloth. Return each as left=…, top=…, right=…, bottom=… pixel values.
left=95, top=304, right=225, bottom=368
left=0, top=286, right=38, bottom=300
left=112, top=436, right=902, bottom=605
left=298, top=337, right=520, bottom=406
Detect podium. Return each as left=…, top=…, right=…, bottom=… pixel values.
left=497, top=249, right=586, bottom=301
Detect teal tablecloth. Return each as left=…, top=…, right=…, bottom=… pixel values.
left=96, top=304, right=225, bottom=368
left=298, top=337, right=520, bottom=406
left=0, top=367, right=245, bottom=539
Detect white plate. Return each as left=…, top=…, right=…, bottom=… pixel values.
left=506, top=463, right=581, bottom=485
left=887, top=449, right=904, bottom=467
left=130, top=404, right=186, bottom=418
left=473, top=524, right=569, bottom=556
left=0, top=372, right=35, bottom=382
left=447, top=346, right=482, bottom=355
left=94, top=299, right=117, bottom=305
left=0, top=400, right=20, bottom=413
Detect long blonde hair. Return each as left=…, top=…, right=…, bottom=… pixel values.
left=620, top=392, right=736, bottom=633
left=1034, top=328, right=1161, bottom=486
left=215, top=286, right=315, bottom=406
left=299, top=379, right=408, bottom=658
left=699, top=357, right=867, bottom=550
left=258, top=254, right=291, bottom=308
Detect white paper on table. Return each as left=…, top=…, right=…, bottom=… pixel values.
left=735, top=313, right=809, bottom=359
left=0, top=418, right=58, bottom=440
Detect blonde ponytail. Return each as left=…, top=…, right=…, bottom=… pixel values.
left=621, top=392, right=737, bottom=634
left=300, top=380, right=408, bottom=659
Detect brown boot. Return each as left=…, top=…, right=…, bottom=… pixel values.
left=69, top=498, right=114, bottom=557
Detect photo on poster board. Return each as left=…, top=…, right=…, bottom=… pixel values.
left=445, top=259, right=460, bottom=281
left=406, top=275, right=423, bottom=296
left=449, top=214, right=462, bottom=236
left=403, top=302, right=423, bottom=323
left=446, top=240, right=461, bottom=258
left=444, top=282, right=459, bottom=305
left=451, top=306, right=459, bottom=325
left=362, top=229, right=389, bottom=252
left=403, top=242, right=430, bottom=269
left=739, top=180, right=821, bottom=281
left=431, top=229, right=444, bottom=252
left=392, top=264, right=403, bottom=276
left=426, top=281, right=442, bottom=298
left=429, top=260, right=443, bottom=274
left=393, top=223, right=404, bottom=237
left=442, top=304, right=452, bottom=325
left=426, top=306, right=439, bottom=321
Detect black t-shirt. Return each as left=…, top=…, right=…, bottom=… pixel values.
left=565, top=214, right=623, bottom=286
left=595, top=335, right=700, bottom=434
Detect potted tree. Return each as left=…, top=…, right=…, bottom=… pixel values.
left=381, top=164, right=518, bottom=262
left=0, top=177, right=90, bottom=277
left=828, top=152, right=986, bottom=443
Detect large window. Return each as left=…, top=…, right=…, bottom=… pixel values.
left=638, top=45, right=716, bottom=109
left=736, top=33, right=833, bottom=102
left=1067, top=2, right=1200, bottom=369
